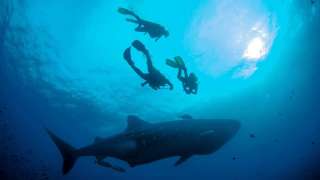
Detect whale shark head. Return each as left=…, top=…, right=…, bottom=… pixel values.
left=194, top=119, right=241, bottom=154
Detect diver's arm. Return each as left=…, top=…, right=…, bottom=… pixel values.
left=145, top=51, right=155, bottom=73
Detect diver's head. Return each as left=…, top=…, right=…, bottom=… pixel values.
left=189, top=73, right=198, bottom=82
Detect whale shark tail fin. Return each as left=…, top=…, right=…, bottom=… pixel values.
left=45, top=129, right=78, bottom=175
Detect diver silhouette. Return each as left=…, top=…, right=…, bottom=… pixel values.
left=166, top=56, right=198, bottom=94
left=123, top=40, right=173, bottom=90
left=118, top=7, right=169, bottom=41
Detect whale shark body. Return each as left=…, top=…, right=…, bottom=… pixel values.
left=46, top=115, right=240, bottom=175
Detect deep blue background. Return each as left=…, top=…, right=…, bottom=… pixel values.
left=1, top=0, right=320, bottom=179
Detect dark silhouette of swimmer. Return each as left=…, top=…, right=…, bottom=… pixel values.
left=166, top=56, right=198, bottom=94
left=249, top=133, right=256, bottom=138
left=118, top=7, right=169, bottom=41
left=123, top=40, right=173, bottom=90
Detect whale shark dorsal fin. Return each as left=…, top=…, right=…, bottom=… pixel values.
left=126, top=115, right=151, bottom=131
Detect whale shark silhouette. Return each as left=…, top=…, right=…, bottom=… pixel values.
left=46, top=115, right=240, bottom=174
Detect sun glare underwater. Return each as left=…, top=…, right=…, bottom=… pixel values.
left=1, top=0, right=320, bottom=180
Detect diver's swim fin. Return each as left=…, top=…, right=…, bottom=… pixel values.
left=132, top=40, right=147, bottom=53
left=174, top=56, right=185, bottom=68
left=166, top=56, right=185, bottom=69
left=166, top=59, right=179, bottom=68
left=123, top=47, right=134, bottom=66
left=118, top=7, right=134, bottom=15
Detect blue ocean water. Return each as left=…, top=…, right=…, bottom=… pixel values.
left=0, top=0, right=320, bottom=179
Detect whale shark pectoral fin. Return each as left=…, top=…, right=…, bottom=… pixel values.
left=111, top=165, right=126, bottom=173
left=96, top=160, right=126, bottom=173
left=95, top=155, right=107, bottom=161
left=174, top=155, right=192, bottom=166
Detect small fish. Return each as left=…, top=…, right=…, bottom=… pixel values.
left=311, top=0, right=316, bottom=5
left=249, top=133, right=256, bottom=138
left=179, top=114, right=193, bottom=120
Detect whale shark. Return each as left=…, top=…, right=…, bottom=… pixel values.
left=46, top=115, right=240, bottom=175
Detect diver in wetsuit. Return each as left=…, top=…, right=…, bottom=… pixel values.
left=118, top=7, right=169, bottom=41
left=166, top=56, right=198, bottom=94
left=123, top=40, right=173, bottom=90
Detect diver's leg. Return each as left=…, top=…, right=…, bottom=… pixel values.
left=119, top=7, right=142, bottom=21
left=182, top=68, right=188, bottom=79
left=146, top=55, right=154, bottom=73
left=123, top=47, right=134, bottom=65
left=177, top=68, right=183, bottom=81
left=128, top=11, right=142, bottom=22
left=123, top=47, right=148, bottom=80
left=143, top=47, right=154, bottom=72
left=126, top=18, right=145, bottom=33
left=177, top=68, right=187, bottom=83
left=126, top=18, right=139, bottom=24
left=134, top=25, right=146, bottom=32
left=131, top=40, right=154, bottom=72
left=131, top=66, right=148, bottom=80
